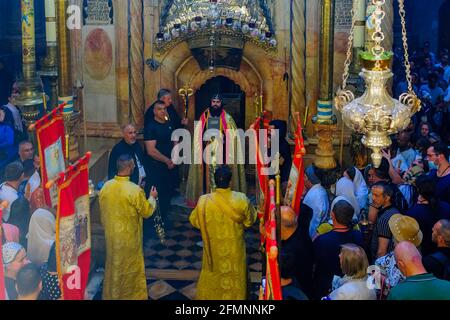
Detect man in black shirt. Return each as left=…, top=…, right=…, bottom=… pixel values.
left=144, top=101, right=175, bottom=235
left=281, top=205, right=313, bottom=298
left=144, top=89, right=188, bottom=130
left=370, top=182, right=401, bottom=262
left=312, top=198, right=363, bottom=299
left=108, top=124, right=146, bottom=187
left=423, top=219, right=450, bottom=280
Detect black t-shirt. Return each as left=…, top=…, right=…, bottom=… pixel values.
left=143, top=120, right=174, bottom=168
left=407, top=202, right=450, bottom=256
left=430, top=170, right=450, bottom=204
left=144, top=104, right=182, bottom=131
left=312, top=229, right=364, bottom=299
left=422, top=247, right=450, bottom=281
left=281, top=225, right=313, bottom=298
left=370, top=206, right=400, bottom=261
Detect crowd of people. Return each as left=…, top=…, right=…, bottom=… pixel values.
left=2, top=74, right=450, bottom=300
left=393, top=41, right=450, bottom=145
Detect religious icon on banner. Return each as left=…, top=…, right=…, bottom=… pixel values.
left=44, top=137, right=66, bottom=206
left=59, top=195, right=91, bottom=272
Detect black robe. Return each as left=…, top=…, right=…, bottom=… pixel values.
left=108, top=139, right=145, bottom=185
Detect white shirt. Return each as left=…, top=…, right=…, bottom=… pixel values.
left=391, top=153, right=408, bottom=173
left=0, top=183, right=19, bottom=222
left=304, top=184, right=330, bottom=239
left=329, top=278, right=377, bottom=300
left=4, top=102, right=24, bottom=132
left=27, top=171, right=41, bottom=195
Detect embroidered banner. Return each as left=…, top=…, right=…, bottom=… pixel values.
left=285, top=113, right=306, bottom=216
left=35, top=104, right=67, bottom=208
left=55, top=153, right=91, bottom=300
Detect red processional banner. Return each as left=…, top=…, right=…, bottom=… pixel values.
left=55, top=152, right=91, bottom=300
left=35, top=103, right=67, bottom=208
left=264, top=181, right=282, bottom=300
left=285, top=113, right=306, bottom=216
left=0, top=208, right=5, bottom=300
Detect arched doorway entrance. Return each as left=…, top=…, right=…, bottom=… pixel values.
left=195, top=76, right=246, bottom=129
left=439, top=0, right=450, bottom=52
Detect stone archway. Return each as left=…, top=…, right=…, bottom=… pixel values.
left=174, top=54, right=263, bottom=129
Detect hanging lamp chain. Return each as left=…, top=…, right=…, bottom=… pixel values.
left=341, top=0, right=358, bottom=91
left=398, top=0, right=413, bottom=93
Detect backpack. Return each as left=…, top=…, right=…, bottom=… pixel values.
left=429, top=252, right=450, bottom=281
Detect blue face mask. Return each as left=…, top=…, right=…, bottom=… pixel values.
left=428, top=160, right=438, bottom=170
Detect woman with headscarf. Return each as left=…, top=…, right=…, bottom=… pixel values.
left=336, top=176, right=360, bottom=220
left=27, top=208, right=55, bottom=266
left=39, top=242, right=61, bottom=300
left=344, top=167, right=369, bottom=212
left=8, top=197, right=31, bottom=248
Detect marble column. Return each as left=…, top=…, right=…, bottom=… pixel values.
left=14, top=0, right=44, bottom=131
left=313, top=0, right=337, bottom=171
left=57, top=0, right=79, bottom=161
left=130, top=0, right=145, bottom=129
left=39, top=0, right=58, bottom=110
left=290, top=0, right=306, bottom=135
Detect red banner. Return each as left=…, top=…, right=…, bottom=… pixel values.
left=251, top=115, right=270, bottom=222
left=285, top=113, right=306, bottom=216
left=55, top=153, right=91, bottom=300
left=264, top=180, right=282, bottom=300
left=0, top=207, right=5, bottom=300
left=35, top=104, right=67, bottom=208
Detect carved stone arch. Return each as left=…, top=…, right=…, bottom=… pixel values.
left=174, top=54, right=263, bottom=129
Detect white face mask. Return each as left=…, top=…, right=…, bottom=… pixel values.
left=428, top=160, right=438, bottom=170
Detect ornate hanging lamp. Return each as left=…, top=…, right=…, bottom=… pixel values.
left=335, top=0, right=421, bottom=167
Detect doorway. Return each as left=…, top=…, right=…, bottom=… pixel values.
left=195, top=76, right=246, bottom=129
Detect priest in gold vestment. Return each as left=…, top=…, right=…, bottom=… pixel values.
left=99, top=154, right=158, bottom=300
left=185, top=93, right=246, bottom=207
left=189, top=165, right=257, bottom=300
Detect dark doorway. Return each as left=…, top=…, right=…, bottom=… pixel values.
left=195, top=76, right=246, bottom=128
left=439, top=1, right=450, bottom=52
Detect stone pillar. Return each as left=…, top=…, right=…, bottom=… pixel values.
left=14, top=0, right=44, bottom=135
left=39, top=0, right=58, bottom=110
left=312, top=0, right=337, bottom=171
left=130, top=0, right=145, bottom=129
left=57, top=0, right=79, bottom=161
left=290, top=0, right=306, bottom=135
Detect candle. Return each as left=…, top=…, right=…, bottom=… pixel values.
left=353, top=0, right=366, bottom=48
left=65, top=134, right=69, bottom=160
left=276, top=175, right=280, bottom=205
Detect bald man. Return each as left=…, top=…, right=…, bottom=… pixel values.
left=280, top=206, right=313, bottom=298
left=388, top=241, right=450, bottom=300
left=108, top=124, right=146, bottom=187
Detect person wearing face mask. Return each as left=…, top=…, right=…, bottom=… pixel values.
left=185, top=92, right=246, bottom=206
left=426, top=142, right=450, bottom=204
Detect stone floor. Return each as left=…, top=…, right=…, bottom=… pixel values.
left=144, top=196, right=263, bottom=300
left=93, top=194, right=263, bottom=300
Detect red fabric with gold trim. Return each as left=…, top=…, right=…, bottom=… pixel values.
left=35, top=104, right=66, bottom=208
left=285, top=114, right=306, bottom=216
left=0, top=212, right=5, bottom=300
left=55, top=153, right=91, bottom=300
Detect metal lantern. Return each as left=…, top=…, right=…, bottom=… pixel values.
left=335, top=0, right=420, bottom=168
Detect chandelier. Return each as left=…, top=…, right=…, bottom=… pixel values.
left=155, top=0, right=277, bottom=53
left=335, top=0, right=421, bottom=168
